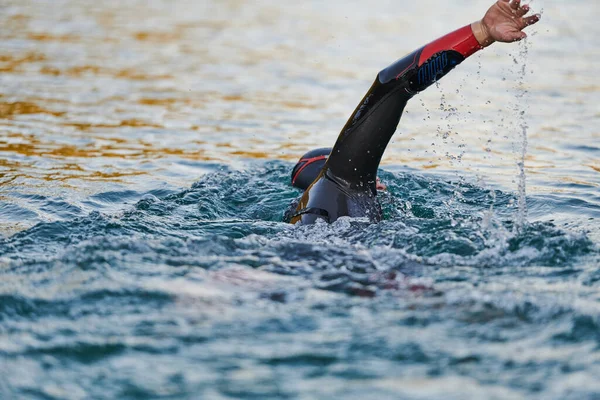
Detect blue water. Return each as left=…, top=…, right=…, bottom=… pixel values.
left=2, top=162, right=599, bottom=399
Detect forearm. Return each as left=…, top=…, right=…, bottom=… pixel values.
left=379, top=23, right=484, bottom=91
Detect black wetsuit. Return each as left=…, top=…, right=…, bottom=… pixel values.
left=290, top=25, right=483, bottom=225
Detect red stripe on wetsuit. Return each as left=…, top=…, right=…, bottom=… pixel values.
left=418, top=24, right=483, bottom=66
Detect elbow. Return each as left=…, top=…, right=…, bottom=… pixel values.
left=377, top=68, right=394, bottom=84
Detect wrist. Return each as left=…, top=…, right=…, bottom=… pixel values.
left=471, top=20, right=494, bottom=47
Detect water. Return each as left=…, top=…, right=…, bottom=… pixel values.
left=1, top=0, right=600, bottom=398
left=514, top=41, right=530, bottom=233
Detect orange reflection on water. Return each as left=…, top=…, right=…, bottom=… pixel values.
left=587, top=165, right=600, bottom=173
left=133, top=31, right=181, bottom=42
left=37, top=64, right=173, bottom=80
left=27, top=33, right=80, bottom=42
left=0, top=101, right=65, bottom=118
left=0, top=53, right=46, bottom=73
left=230, top=150, right=273, bottom=159
left=0, top=132, right=216, bottom=161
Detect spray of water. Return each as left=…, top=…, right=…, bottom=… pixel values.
left=513, top=39, right=530, bottom=233
left=434, top=80, right=466, bottom=227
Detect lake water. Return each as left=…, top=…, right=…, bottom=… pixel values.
left=1, top=0, right=599, bottom=398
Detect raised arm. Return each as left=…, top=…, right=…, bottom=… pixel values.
left=324, top=0, right=540, bottom=191
left=382, top=0, right=540, bottom=89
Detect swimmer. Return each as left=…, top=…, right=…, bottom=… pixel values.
left=286, top=0, right=540, bottom=224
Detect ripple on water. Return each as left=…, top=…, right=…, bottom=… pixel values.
left=0, top=201, right=38, bottom=221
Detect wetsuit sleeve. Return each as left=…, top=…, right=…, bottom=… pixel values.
left=325, top=24, right=483, bottom=191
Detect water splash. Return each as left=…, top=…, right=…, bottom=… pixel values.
left=513, top=39, right=531, bottom=233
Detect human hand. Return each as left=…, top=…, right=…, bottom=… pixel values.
left=474, top=0, right=541, bottom=46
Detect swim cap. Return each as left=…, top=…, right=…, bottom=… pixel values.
left=291, top=147, right=331, bottom=190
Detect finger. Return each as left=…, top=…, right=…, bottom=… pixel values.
left=516, top=4, right=530, bottom=17
left=510, top=0, right=521, bottom=10
left=523, top=14, right=541, bottom=27
left=510, top=31, right=527, bottom=42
